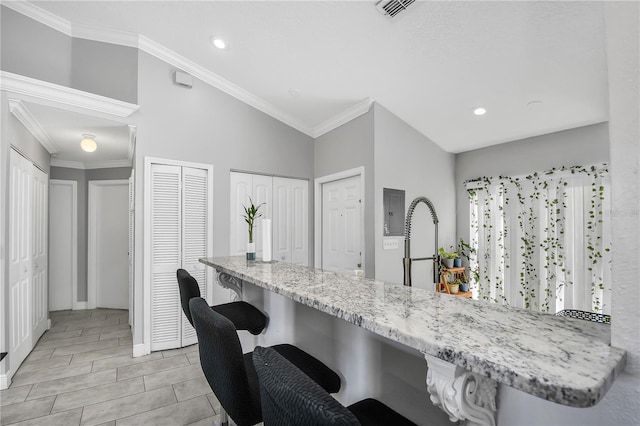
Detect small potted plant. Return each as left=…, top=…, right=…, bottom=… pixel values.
left=242, top=197, right=264, bottom=260
left=439, top=247, right=458, bottom=269
left=458, top=277, right=470, bottom=293
left=445, top=272, right=459, bottom=294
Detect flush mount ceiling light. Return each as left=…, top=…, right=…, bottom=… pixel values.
left=210, top=37, right=226, bottom=50
left=80, top=134, right=97, bottom=152
left=473, top=107, right=487, bottom=116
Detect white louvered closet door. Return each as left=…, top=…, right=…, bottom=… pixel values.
left=181, top=167, right=209, bottom=346
left=150, top=164, right=182, bottom=351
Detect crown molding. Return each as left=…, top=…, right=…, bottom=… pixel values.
left=312, top=98, right=373, bottom=138
left=128, top=125, right=137, bottom=162
left=50, top=158, right=133, bottom=170
left=72, top=23, right=139, bottom=48
left=137, top=36, right=314, bottom=137
left=0, top=72, right=140, bottom=118
left=3, top=0, right=72, bottom=36
left=5, top=4, right=371, bottom=139
left=8, top=99, right=58, bottom=154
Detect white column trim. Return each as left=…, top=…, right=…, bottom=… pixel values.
left=313, top=166, right=365, bottom=271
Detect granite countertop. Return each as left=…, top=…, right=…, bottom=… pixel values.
left=200, top=256, right=626, bottom=408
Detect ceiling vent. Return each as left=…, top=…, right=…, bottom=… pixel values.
left=376, top=0, right=415, bottom=18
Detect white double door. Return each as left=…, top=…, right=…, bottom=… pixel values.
left=8, top=149, right=48, bottom=373
left=148, top=161, right=212, bottom=351
left=230, top=172, right=308, bottom=265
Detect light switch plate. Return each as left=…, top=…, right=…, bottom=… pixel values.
left=383, top=238, right=399, bottom=250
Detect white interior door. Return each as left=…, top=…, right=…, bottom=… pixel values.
left=290, top=178, right=309, bottom=266
left=321, top=175, right=362, bottom=274
left=9, top=149, right=33, bottom=372
left=181, top=167, right=210, bottom=347
left=150, top=164, right=182, bottom=351
left=31, top=166, right=48, bottom=340
left=273, top=179, right=292, bottom=263
left=49, top=180, right=77, bottom=311
left=89, top=181, right=129, bottom=309
left=128, top=171, right=135, bottom=326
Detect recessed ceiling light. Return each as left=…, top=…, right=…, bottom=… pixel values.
left=80, top=134, right=97, bottom=152
left=211, top=37, right=226, bottom=50
left=473, top=107, right=487, bottom=116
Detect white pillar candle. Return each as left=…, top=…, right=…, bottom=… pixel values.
left=262, top=218, right=272, bottom=262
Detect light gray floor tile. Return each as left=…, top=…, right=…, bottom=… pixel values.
left=144, top=363, right=204, bottom=391
left=95, top=422, right=116, bottom=426
left=161, top=344, right=198, bottom=358
left=26, top=349, right=54, bottom=361
left=8, top=407, right=82, bottom=426
left=27, top=369, right=116, bottom=400
left=15, top=354, right=72, bottom=372
left=81, top=324, right=130, bottom=337
left=172, top=377, right=211, bottom=402
left=37, top=334, right=101, bottom=349
left=47, top=322, right=69, bottom=333
left=50, top=310, right=72, bottom=318
left=12, top=362, right=93, bottom=387
left=52, top=378, right=144, bottom=414
left=52, top=339, right=119, bottom=356
left=186, top=350, right=200, bottom=365
left=0, top=384, right=32, bottom=407
left=80, top=386, right=176, bottom=426
left=118, top=336, right=133, bottom=346
left=0, top=396, right=55, bottom=424
left=117, top=354, right=189, bottom=381
left=39, top=329, right=83, bottom=341
left=206, top=393, right=221, bottom=412
left=185, top=414, right=222, bottom=426
left=70, top=346, right=131, bottom=364
left=116, top=394, right=214, bottom=426
left=98, top=329, right=131, bottom=341
left=65, top=317, right=120, bottom=331
left=92, top=352, right=163, bottom=373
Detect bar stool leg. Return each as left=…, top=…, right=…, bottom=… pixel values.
left=218, top=407, right=229, bottom=426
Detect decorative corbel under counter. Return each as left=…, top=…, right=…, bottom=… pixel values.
left=200, top=256, right=626, bottom=426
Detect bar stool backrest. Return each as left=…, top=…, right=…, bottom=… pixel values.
left=252, top=346, right=360, bottom=426
left=189, top=297, right=262, bottom=426
left=177, top=269, right=201, bottom=326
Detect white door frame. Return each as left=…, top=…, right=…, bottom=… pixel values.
left=49, top=180, right=80, bottom=310
left=314, top=167, right=365, bottom=272
left=88, top=179, right=129, bottom=309
left=142, top=157, right=214, bottom=356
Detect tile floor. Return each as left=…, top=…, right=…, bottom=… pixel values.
left=0, top=309, right=222, bottom=425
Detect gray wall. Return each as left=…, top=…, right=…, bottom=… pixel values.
left=71, top=39, right=138, bottom=104
left=374, top=104, right=456, bottom=288
left=50, top=166, right=132, bottom=303
left=314, top=108, right=375, bottom=278
left=0, top=6, right=137, bottom=104
left=133, top=51, right=314, bottom=345
left=455, top=122, right=610, bottom=252
left=1, top=6, right=71, bottom=87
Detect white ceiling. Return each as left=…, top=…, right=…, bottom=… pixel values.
left=26, top=1, right=609, bottom=155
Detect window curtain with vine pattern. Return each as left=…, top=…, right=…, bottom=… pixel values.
left=466, top=164, right=611, bottom=315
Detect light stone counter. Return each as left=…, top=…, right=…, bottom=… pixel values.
left=200, top=256, right=626, bottom=415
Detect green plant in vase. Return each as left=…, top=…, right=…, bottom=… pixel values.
left=439, top=247, right=459, bottom=269
left=445, top=272, right=459, bottom=294
left=242, top=197, right=264, bottom=260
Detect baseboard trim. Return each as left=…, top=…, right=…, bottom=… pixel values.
left=0, top=371, right=12, bottom=390
left=73, top=302, right=88, bottom=310
left=132, top=344, right=148, bottom=358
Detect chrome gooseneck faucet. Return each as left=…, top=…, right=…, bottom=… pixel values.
left=403, top=196, right=439, bottom=286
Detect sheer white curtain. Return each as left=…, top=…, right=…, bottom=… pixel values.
left=466, top=164, right=611, bottom=314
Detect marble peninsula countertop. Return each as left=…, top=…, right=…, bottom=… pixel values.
left=200, top=256, right=626, bottom=408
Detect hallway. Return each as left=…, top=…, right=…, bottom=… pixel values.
left=0, top=309, right=220, bottom=425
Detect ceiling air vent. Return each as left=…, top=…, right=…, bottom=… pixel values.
left=376, top=0, right=416, bottom=18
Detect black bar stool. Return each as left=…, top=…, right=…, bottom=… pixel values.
left=177, top=268, right=266, bottom=335
left=252, top=345, right=418, bottom=426
left=189, top=297, right=341, bottom=426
